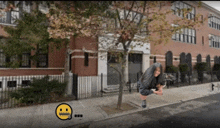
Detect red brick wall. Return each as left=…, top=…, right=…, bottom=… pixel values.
left=0, top=32, right=66, bottom=76
left=150, top=2, right=220, bottom=72
left=0, top=69, right=64, bottom=76
left=71, top=36, right=98, bottom=76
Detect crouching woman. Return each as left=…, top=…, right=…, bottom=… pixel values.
left=138, top=62, right=165, bottom=108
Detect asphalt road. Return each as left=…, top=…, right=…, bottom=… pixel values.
left=77, top=93, right=220, bottom=128
left=132, top=93, right=220, bottom=128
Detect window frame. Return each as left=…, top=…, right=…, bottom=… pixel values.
left=171, top=1, right=195, bottom=20
left=36, top=45, right=48, bottom=68
left=84, top=52, right=89, bottom=66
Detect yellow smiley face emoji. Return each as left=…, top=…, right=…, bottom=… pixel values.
left=55, top=103, right=73, bottom=120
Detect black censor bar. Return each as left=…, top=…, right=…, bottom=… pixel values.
left=74, top=114, right=83, bottom=117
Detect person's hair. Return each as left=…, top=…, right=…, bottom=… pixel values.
left=156, top=84, right=163, bottom=88
left=154, top=67, right=160, bottom=72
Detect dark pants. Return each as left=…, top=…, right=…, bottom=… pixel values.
left=138, top=80, right=154, bottom=96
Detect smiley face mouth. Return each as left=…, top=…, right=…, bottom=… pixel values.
left=59, top=113, right=70, bottom=116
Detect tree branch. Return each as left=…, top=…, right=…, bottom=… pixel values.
left=124, top=1, right=135, bottom=20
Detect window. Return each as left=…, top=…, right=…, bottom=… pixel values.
left=180, top=28, right=184, bottom=42
left=153, top=56, right=156, bottom=63
left=172, top=24, right=196, bottom=44
left=22, top=80, right=31, bottom=87
left=0, top=48, right=30, bottom=68
left=0, top=1, right=32, bottom=24
left=209, top=34, right=220, bottom=48
left=129, top=53, right=142, bottom=64
left=38, top=1, right=49, bottom=13
left=0, top=81, right=2, bottom=88
left=84, top=52, right=89, bottom=66
left=0, top=49, right=6, bottom=67
left=0, top=1, right=7, bottom=23
left=69, top=54, right=72, bottom=71
left=209, top=15, right=220, bottom=31
left=7, top=81, right=17, bottom=88
left=21, top=52, right=31, bottom=67
left=201, top=15, right=204, bottom=24
left=37, top=45, right=48, bottom=68
left=202, top=36, right=204, bottom=46
left=22, top=1, right=31, bottom=13
left=108, top=52, right=121, bottom=63
left=171, top=1, right=195, bottom=20
left=11, top=10, right=19, bottom=24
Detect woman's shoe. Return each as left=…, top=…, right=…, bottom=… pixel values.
left=141, top=100, right=147, bottom=108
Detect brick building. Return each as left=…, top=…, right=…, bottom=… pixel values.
left=150, top=1, right=220, bottom=73
left=72, top=1, right=220, bottom=78
left=0, top=1, right=65, bottom=76
left=1, top=1, right=220, bottom=87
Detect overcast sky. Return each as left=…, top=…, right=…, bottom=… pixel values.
left=202, top=1, right=220, bottom=11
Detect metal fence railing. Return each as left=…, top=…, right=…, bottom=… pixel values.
left=1, top=71, right=220, bottom=109
left=0, top=75, right=65, bottom=109
left=164, top=71, right=220, bottom=88
left=75, top=71, right=220, bottom=100
left=75, top=73, right=143, bottom=100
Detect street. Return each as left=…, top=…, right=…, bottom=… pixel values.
left=77, top=93, right=220, bottom=128
left=132, top=94, right=220, bottom=128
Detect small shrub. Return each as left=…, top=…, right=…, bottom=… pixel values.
left=212, top=64, right=220, bottom=80
left=194, top=62, right=208, bottom=71
left=165, top=65, right=179, bottom=73
left=178, top=63, right=189, bottom=73
left=10, top=75, right=67, bottom=105
left=194, top=62, right=208, bottom=82
left=212, top=64, right=220, bottom=71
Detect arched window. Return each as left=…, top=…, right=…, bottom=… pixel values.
left=214, top=56, right=218, bottom=64
left=186, top=53, right=192, bottom=74
left=179, top=52, right=186, bottom=64
left=206, top=55, right=211, bottom=69
left=219, top=56, right=220, bottom=64
left=197, top=54, right=202, bottom=63
left=166, top=51, right=173, bottom=66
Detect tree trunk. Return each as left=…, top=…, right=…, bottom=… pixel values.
left=117, top=51, right=127, bottom=109
left=64, top=44, right=70, bottom=96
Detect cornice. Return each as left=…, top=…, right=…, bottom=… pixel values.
left=192, top=1, right=220, bottom=17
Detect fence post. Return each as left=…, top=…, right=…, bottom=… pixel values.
left=101, top=73, right=103, bottom=97
left=137, top=73, right=139, bottom=92
left=129, top=79, right=131, bottom=93
left=188, top=71, right=191, bottom=85
left=72, top=74, right=78, bottom=100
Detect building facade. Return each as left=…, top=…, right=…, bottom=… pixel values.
left=0, top=1, right=220, bottom=87
left=0, top=1, right=65, bottom=76
left=150, top=1, right=220, bottom=73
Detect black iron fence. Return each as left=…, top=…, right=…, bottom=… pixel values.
left=0, top=75, right=65, bottom=109
left=164, top=71, right=220, bottom=88
left=1, top=71, right=220, bottom=109
left=74, top=71, right=220, bottom=100
left=74, top=73, right=143, bottom=100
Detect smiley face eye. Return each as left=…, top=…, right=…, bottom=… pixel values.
left=66, top=108, right=68, bottom=111
left=60, top=109, right=62, bottom=111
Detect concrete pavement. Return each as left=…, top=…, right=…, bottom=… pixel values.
left=0, top=82, right=220, bottom=128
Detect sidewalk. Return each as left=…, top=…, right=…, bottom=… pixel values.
left=0, top=82, right=220, bottom=128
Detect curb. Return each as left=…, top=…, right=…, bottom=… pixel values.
left=70, top=91, right=220, bottom=128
